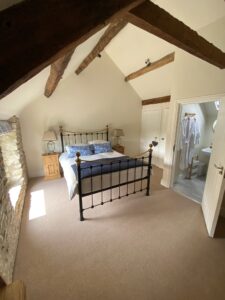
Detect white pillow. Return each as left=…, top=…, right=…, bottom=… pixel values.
left=88, top=140, right=108, bottom=144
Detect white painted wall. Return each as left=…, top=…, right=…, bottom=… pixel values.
left=105, top=23, right=176, bottom=100
left=162, top=16, right=225, bottom=187
left=203, top=115, right=216, bottom=150
left=18, top=53, right=141, bottom=177
left=0, top=2, right=224, bottom=182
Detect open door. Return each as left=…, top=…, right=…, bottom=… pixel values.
left=202, top=99, right=225, bottom=237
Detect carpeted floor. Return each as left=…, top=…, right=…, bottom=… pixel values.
left=14, top=167, right=225, bottom=300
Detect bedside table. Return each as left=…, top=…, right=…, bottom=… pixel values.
left=113, top=144, right=125, bottom=154
left=42, top=153, right=61, bottom=180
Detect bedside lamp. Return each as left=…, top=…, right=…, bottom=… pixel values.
left=42, top=130, right=57, bottom=153
left=112, top=129, right=124, bottom=146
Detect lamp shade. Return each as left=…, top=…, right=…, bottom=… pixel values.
left=42, top=130, right=57, bottom=141
left=112, top=129, right=124, bottom=137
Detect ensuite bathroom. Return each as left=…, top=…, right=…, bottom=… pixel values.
left=173, top=100, right=219, bottom=202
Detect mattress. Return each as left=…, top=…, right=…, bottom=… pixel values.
left=59, top=151, right=148, bottom=202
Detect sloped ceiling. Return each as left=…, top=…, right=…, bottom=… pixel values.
left=0, top=27, right=108, bottom=117
left=151, top=0, right=225, bottom=30
left=0, top=0, right=23, bottom=11
left=105, top=0, right=225, bottom=99
left=0, top=0, right=225, bottom=116
left=105, top=23, right=176, bottom=99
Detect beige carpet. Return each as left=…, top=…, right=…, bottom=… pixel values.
left=14, top=167, right=225, bottom=300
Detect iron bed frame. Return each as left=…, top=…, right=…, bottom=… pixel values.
left=59, top=125, right=153, bottom=221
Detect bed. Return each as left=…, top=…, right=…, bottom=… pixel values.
left=59, top=125, right=153, bottom=221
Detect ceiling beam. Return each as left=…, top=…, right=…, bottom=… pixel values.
left=44, top=49, right=75, bottom=98
left=142, top=95, right=171, bottom=106
left=126, top=1, right=225, bottom=69
left=0, top=0, right=144, bottom=100
left=76, top=19, right=127, bottom=75
left=125, top=52, right=174, bottom=81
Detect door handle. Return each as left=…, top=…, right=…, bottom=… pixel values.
left=214, top=164, right=224, bottom=175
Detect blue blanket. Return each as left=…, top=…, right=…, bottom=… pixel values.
left=71, top=156, right=148, bottom=180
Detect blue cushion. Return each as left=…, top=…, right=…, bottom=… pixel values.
left=66, top=144, right=93, bottom=158
left=93, top=142, right=112, bottom=154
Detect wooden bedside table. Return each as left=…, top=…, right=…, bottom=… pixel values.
left=42, top=153, right=61, bottom=180
left=113, top=144, right=125, bottom=154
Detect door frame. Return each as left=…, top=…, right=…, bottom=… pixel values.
left=170, top=93, right=225, bottom=189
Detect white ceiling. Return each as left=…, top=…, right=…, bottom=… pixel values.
left=0, top=0, right=225, bottom=112
left=105, top=0, right=225, bottom=99
left=151, top=0, right=225, bottom=30
left=105, top=23, right=176, bottom=99
left=0, top=27, right=107, bottom=116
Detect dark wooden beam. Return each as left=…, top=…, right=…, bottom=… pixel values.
left=142, top=95, right=171, bottom=106
left=44, top=49, right=75, bottom=97
left=0, top=0, right=144, bottom=100
left=126, top=1, right=225, bottom=69
left=125, top=52, right=174, bottom=81
left=76, top=19, right=127, bottom=75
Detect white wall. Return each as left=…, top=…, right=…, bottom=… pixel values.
left=18, top=53, right=141, bottom=177
left=162, top=16, right=225, bottom=187
left=203, top=115, right=216, bottom=149
left=105, top=23, right=176, bottom=100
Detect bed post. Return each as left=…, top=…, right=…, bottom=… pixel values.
left=146, top=144, right=153, bottom=196
left=76, top=152, right=84, bottom=221
left=59, top=126, right=64, bottom=153
left=106, top=125, right=109, bottom=141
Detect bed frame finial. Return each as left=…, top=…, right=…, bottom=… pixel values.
left=76, top=152, right=81, bottom=166
left=149, top=144, right=153, bottom=153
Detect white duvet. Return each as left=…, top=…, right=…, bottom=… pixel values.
left=59, top=151, right=125, bottom=200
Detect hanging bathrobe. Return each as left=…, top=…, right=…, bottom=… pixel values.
left=179, top=116, right=200, bottom=170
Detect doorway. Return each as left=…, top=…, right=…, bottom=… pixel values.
left=172, top=100, right=219, bottom=203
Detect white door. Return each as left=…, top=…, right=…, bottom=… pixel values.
left=202, top=99, right=225, bottom=237
left=141, top=108, right=161, bottom=166
left=158, top=108, right=169, bottom=168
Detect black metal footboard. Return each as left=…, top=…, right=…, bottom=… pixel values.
left=75, top=145, right=153, bottom=221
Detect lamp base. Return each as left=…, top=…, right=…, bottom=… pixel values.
left=47, top=141, right=55, bottom=153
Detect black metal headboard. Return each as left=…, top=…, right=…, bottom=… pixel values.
left=59, top=125, right=109, bottom=152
